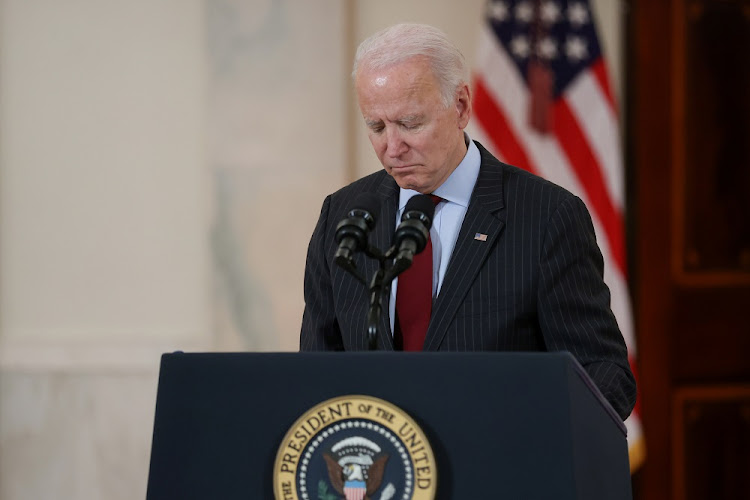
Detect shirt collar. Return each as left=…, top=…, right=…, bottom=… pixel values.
left=398, top=133, right=481, bottom=211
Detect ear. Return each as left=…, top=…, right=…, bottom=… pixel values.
left=455, top=83, right=472, bottom=129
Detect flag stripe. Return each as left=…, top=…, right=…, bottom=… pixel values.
left=553, top=99, right=626, bottom=274
left=473, top=76, right=536, bottom=174
left=566, top=71, right=625, bottom=212
left=591, top=58, right=617, bottom=113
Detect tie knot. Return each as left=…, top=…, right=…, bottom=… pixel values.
left=429, top=194, right=443, bottom=206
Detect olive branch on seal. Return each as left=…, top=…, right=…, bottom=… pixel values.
left=317, top=480, right=338, bottom=500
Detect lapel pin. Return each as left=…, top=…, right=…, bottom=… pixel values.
left=474, top=233, right=488, bottom=242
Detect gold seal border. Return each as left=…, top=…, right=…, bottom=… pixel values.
left=273, top=395, right=437, bottom=500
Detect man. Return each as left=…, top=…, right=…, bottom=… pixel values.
left=300, top=23, right=635, bottom=420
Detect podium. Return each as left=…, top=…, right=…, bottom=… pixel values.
left=146, top=352, right=631, bottom=499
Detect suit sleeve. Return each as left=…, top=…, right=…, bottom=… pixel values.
left=300, top=195, right=345, bottom=351
left=537, top=195, right=636, bottom=420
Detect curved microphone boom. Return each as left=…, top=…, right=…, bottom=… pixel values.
left=386, top=194, right=435, bottom=282
left=334, top=192, right=381, bottom=283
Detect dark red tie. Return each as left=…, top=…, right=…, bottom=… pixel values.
left=395, top=195, right=442, bottom=351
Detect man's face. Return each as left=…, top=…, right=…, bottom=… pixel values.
left=355, top=57, right=471, bottom=194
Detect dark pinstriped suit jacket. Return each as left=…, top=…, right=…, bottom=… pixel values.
left=300, top=141, right=636, bottom=420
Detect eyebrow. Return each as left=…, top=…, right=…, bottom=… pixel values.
left=398, top=115, right=422, bottom=124
left=365, top=115, right=423, bottom=128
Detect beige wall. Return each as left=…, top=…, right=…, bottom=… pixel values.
left=0, top=1, right=624, bottom=498
left=0, top=0, right=210, bottom=369
left=1, top=1, right=209, bottom=498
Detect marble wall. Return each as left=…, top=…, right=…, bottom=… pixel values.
left=207, top=0, right=348, bottom=352
left=0, top=0, right=623, bottom=498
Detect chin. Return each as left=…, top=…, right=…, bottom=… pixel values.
left=391, top=174, right=423, bottom=192
left=396, top=181, right=424, bottom=192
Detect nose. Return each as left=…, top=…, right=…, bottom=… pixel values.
left=385, top=127, right=408, bottom=158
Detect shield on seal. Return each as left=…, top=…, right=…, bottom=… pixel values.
left=344, top=480, right=367, bottom=500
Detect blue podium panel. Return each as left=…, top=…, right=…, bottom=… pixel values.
left=146, top=352, right=630, bottom=499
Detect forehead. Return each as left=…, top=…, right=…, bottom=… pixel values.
left=355, top=57, right=442, bottom=114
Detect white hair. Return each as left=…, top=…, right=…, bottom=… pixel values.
left=352, top=23, right=468, bottom=107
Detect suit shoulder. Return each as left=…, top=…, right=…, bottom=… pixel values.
left=475, top=140, right=580, bottom=208
left=505, top=163, right=578, bottom=204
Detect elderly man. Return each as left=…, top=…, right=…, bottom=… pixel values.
left=299, top=23, right=635, bottom=420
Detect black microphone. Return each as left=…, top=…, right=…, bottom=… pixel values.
left=388, top=194, right=435, bottom=279
left=334, top=192, right=381, bottom=279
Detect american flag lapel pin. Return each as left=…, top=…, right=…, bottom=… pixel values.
left=474, top=233, right=488, bottom=242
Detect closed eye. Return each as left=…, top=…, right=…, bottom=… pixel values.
left=398, top=116, right=423, bottom=130
left=366, top=120, right=385, bottom=134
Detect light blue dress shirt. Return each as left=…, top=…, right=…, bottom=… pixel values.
left=389, top=136, right=482, bottom=334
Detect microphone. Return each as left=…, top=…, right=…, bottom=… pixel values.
left=388, top=194, right=435, bottom=279
left=334, top=192, right=381, bottom=279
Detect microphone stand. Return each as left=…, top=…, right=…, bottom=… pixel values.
left=335, top=245, right=391, bottom=349
left=362, top=245, right=405, bottom=351
left=365, top=268, right=385, bottom=350
left=360, top=246, right=389, bottom=350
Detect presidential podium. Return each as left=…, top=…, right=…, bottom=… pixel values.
left=146, top=352, right=631, bottom=499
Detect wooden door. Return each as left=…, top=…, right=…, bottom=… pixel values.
left=628, top=0, right=750, bottom=499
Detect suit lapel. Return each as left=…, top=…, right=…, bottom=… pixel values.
left=423, top=145, right=506, bottom=351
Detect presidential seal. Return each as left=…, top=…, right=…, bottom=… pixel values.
left=273, top=395, right=436, bottom=500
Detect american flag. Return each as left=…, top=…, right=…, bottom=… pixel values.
left=470, top=0, right=644, bottom=469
